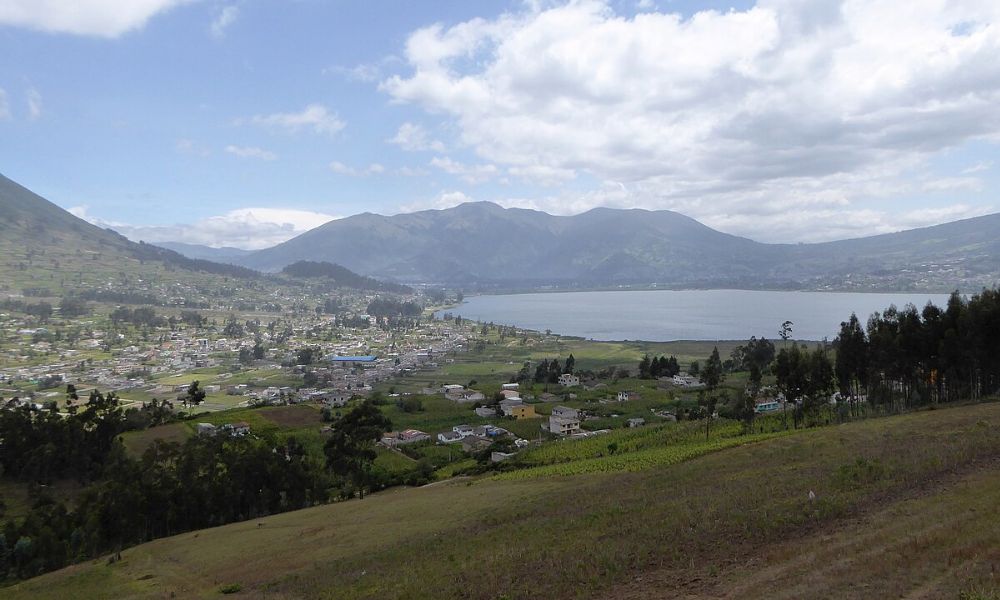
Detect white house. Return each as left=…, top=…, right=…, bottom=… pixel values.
left=438, top=431, right=463, bottom=444
left=558, top=373, right=580, bottom=387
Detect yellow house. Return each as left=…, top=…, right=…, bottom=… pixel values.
left=509, top=404, right=536, bottom=420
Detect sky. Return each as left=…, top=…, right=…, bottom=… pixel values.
left=1, top=0, right=998, bottom=249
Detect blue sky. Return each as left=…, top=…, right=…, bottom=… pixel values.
left=1, top=0, right=997, bottom=248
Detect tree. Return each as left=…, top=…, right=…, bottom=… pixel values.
left=58, top=297, right=88, bottom=318
left=779, top=320, right=794, bottom=347
left=700, top=347, right=724, bottom=391
left=323, top=402, right=392, bottom=499
left=698, top=347, right=725, bottom=440
left=564, top=354, right=576, bottom=375
left=296, top=347, right=315, bottom=365
left=185, top=381, right=206, bottom=407
left=638, top=354, right=652, bottom=379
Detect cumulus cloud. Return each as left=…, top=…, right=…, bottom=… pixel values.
left=0, top=0, right=191, bottom=37
left=329, top=161, right=385, bottom=176
left=382, top=0, right=1000, bottom=241
left=210, top=5, right=238, bottom=39
left=225, top=145, right=277, bottom=160
left=388, top=122, right=445, bottom=152
left=70, top=205, right=338, bottom=250
left=248, top=104, right=345, bottom=136
left=430, top=156, right=498, bottom=184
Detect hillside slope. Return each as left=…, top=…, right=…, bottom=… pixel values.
left=235, top=201, right=1000, bottom=291
left=8, top=402, right=999, bottom=599
left=0, top=174, right=255, bottom=296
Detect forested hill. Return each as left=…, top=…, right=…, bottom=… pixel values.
left=0, top=174, right=257, bottom=293
left=281, top=260, right=412, bottom=293
left=233, top=201, right=1000, bottom=292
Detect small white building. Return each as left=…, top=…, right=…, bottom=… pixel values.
left=558, top=373, right=580, bottom=387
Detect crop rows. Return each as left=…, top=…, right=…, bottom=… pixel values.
left=521, top=419, right=744, bottom=466
left=492, top=431, right=793, bottom=480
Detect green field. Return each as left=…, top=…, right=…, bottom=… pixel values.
left=7, top=400, right=999, bottom=599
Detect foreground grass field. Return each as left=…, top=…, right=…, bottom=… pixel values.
left=7, top=402, right=1000, bottom=599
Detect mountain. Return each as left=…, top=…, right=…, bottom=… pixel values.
left=281, top=260, right=413, bottom=293
left=238, top=202, right=784, bottom=286
left=235, top=201, right=1000, bottom=291
left=154, top=241, right=253, bottom=263
left=0, top=173, right=257, bottom=295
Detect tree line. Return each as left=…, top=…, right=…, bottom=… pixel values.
left=834, top=289, right=1000, bottom=411
left=0, top=395, right=398, bottom=583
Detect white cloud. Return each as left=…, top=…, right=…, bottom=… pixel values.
left=249, top=104, right=345, bottom=136
left=210, top=5, right=238, bottom=39
left=397, top=190, right=473, bottom=213
left=325, top=56, right=403, bottom=82
left=383, top=0, right=1000, bottom=240
left=329, top=161, right=385, bottom=176
left=395, top=166, right=429, bottom=177
left=0, top=0, right=191, bottom=37
left=921, top=177, right=983, bottom=193
left=430, top=156, right=498, bottom=184
left=0, top=88, right=9, bottom=120
left=71, top=205, right=339, bottom=250
left=26, top=88, right=41, bottom=120
left=225, top=144, right=277, bottom=160
left=962, top=160, right=993, bottom=174
left=388, top=122, right=445, bottom=152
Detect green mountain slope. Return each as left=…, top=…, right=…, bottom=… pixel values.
left=0, top=173, right=255, bottom=296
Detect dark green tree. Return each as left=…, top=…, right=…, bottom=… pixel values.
left=323, top=401, right=392, bottom=499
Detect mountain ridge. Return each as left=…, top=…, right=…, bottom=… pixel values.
left=223, top=201, right=998, bottom=291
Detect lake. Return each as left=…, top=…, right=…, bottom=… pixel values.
left=437, top=289, right=952, bottom=342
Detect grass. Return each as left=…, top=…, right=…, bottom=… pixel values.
left=119, top=404, right=325, bottom=457
left=6, top=401, right=1000, bottom=599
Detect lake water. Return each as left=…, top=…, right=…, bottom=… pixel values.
left=438, top=289, right=952, bottom=342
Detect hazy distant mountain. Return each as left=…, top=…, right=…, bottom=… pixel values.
left=155, top=241, right=253, bottom=263
left=238, top=202, right=784, bottom=285
left=235, top=201, right=1000, bottom=291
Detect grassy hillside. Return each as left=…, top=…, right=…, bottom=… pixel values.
left=8, top=401, right=999, bottom=599
left=0, top=174, right=255, bottom=297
